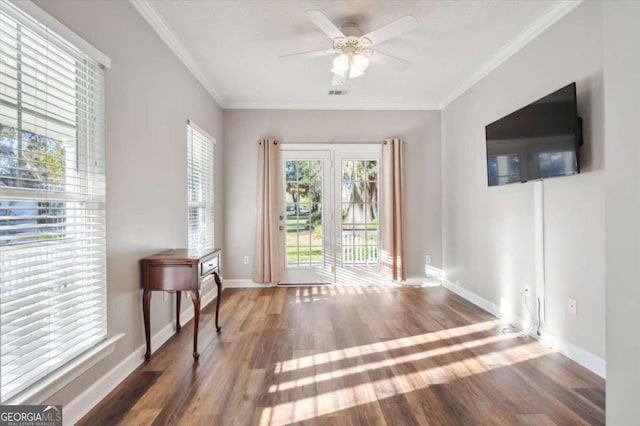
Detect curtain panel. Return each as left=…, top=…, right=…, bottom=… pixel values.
left=381, top=138, right=406, bottom=281
left=253, top=139, right=282, bottom=283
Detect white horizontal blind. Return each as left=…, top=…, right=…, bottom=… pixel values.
left=187, top=121, right=214, bottom=256
left=0, top=0, right=106, bottom=402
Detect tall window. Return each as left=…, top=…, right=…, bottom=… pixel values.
left=0, top=1, right=106, bottom=402
left=187, top=120, right=214, bottom=255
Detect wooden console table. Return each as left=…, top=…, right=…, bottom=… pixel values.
left=140, top=248, right=222, bottom=361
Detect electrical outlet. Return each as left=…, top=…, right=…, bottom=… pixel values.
left=243, top=256, right=249, bottom=265
left=425, top=254, right=432, bottom=264
left=568, top=297, right=577, bottom=315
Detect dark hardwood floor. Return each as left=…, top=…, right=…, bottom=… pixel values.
left=79, top=285, right=605, bottom=425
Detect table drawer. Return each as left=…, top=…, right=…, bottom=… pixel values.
left=146, top=264, right=196, bottom=291
left=201, top=255, right=219, bottom=277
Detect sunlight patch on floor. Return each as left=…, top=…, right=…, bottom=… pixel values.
left=293, top=284, right=395, bottom=303
left=268, top=332, right=512, bottom=393
left=274, top=320, right=500, bottom=373
left=258, top=341, right=553, bottom=425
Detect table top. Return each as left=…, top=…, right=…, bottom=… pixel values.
left=141, top=248, right=221, bottom=264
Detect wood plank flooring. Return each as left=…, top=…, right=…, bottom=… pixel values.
left=79, top=285, right=605, bottom=425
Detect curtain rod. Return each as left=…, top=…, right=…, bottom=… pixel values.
left=258, top=140, right=393, bottom=145
left=258, top=139, right=404, bottom=145
left=284, top=140, right=385, bottom=145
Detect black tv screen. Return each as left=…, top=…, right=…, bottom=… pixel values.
left=485, top=82, right=581, bottom=187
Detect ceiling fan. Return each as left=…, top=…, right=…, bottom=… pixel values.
left=280, top=10, right=418, bottom=86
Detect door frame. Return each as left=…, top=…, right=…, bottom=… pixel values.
left=279, top=144, right=382, bottom=284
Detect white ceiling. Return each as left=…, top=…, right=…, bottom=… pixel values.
left=132, top=0, right=581, bottom=110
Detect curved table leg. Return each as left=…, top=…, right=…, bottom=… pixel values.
left=143, top=290, right=152, bottom=361
left=176, top=291, right=181, bottom=332
left=214, top=272, right=222, bottom=332
left=191, top=290, right=200, bottom=360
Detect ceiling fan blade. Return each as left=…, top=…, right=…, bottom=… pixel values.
left=369, top=50, right=413, bottom=71
left=279, top=48, right=337, bottom=60
left=361, top=15, right=418, bottom=46
left=305, top=10, right=345, bottom=40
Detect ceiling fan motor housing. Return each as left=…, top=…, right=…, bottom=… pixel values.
left=332, top=36, right=373, bottom=59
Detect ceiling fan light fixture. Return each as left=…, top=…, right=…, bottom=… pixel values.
left=349, top=53, right=370, bottom=79
left=283, top=10, right=417, bottom=87
left=331, top=53, right=349, bottom=78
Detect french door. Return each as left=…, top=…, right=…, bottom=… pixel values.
left=281, top=150, right=333, bottom=284
left=280, top=145, right=381, bottom=284
left=334, top=149, right=381, bottom=284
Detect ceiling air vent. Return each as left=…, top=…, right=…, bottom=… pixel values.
left=328, top=89, right=349, bottom=96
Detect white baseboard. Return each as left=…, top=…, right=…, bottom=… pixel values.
left=536, top=330, right=606, bottom=378
left=224, top=277, right=439, bottom=288
left=63, top=339, right=143, bottom=426
left=442, top=279, right=605, bottom=378
left=442, top=279, right=502, bottom=318
left=224, top=279, right=277, bottom=288
left=63, top=286, right=220, bottom=425
left=402, top=276, right=442, bottom=286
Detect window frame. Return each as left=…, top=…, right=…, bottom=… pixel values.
left=186, top=119, right=215, bottom=255
left=0, top=0, right=117, bottom=404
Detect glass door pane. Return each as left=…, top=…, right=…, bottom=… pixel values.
left=340, top=160, right=379, bottom=267
left=280, top=150, right=332, bottom=284
left=285, top=159, right=323, bottom=268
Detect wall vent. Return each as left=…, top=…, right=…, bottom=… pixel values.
left=328, top=89, right=349, bottom=96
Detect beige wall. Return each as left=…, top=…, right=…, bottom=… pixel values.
left=33, top=0, right=224, bottom=405
left=223, top=109, right=441, bottom=280
left=442, top=2, right=605, bottom=359
left=604, top=2, right=640, bottom=423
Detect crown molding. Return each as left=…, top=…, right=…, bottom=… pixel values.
left=130, top=0, right=581, bottom=112
left=438, top=0, right=583, bottom=109
left=129, top=0, right=226, bottom=107
left=225, top=100, right=439, bottom=111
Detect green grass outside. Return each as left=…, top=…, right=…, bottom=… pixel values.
left=286, top=246, right=323, bottom=263
left=285, top=210, right=378, bottom=264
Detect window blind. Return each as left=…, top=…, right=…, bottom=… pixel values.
left=0, top=1, right=106, bottom=402
left=187, top=121, right=214, bottom=256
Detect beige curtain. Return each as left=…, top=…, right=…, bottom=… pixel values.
left=253, top=139, right=282, bottom=283
left=381, top=138, right=406, bottom=281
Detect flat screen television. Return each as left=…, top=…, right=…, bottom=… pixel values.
left=485, top=82, right=582, bottom=187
